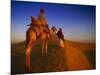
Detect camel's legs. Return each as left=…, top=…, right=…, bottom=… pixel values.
left=42, top=39, right=45, bottom=56
left=45, top=40, right=48, bottom=56
left=25, top=40, right=34, bottom=72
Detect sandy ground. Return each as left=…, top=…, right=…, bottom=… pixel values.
left=63, top=41, right=94, bottom=70
left=11, top=36, right=95, bottom=74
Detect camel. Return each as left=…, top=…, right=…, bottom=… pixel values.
left=51, top=26, right=57, bottom=35
left=25, top=16, right=50, bottom=72
left=56, top=28, right=65, bottom=48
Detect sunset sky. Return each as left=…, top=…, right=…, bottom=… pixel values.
left=11, top=1, right=96, bottom=43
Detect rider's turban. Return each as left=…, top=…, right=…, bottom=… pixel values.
left=40, top=8, right=45, bottom=14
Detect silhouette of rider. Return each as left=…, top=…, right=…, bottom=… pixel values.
left=37, top=8, right=50, bottom=32
left=56, top=28, right=64, bottom=41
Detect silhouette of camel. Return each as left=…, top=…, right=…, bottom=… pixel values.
left=25, top=9, right=50, bottom=72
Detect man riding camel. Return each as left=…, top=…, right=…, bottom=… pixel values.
left=37, top=8, right=50, bottom=33
left=56, top=28, right=65, bottom=48
left=25, top=9, right=51, bottom=72
left=28, top=8, right=50, bottom=37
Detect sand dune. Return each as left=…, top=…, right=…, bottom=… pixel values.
left=64, top=40, right=95, bottom=51
left=11, top=36, right=95, bottom=74
left=63, top=41, right=94, bottom=70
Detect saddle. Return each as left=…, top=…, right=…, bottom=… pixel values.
left=29, top=24, right=50, bottom=38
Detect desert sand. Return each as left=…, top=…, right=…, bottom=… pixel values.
left=11, top=36, right=95, bottom=74
left=63, top=40, right=95, bottom=70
